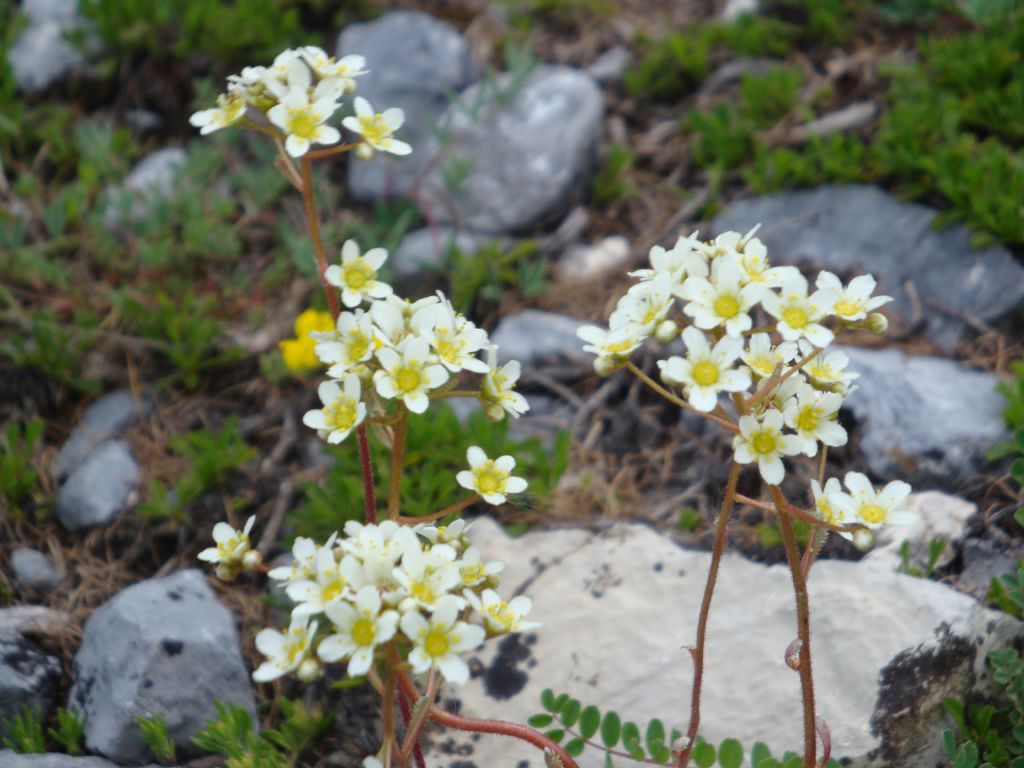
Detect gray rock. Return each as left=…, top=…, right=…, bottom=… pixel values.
left=11, top=548, right=64, bottom=593
left=490, top=310, right=587, bottom=365
left=959, top=538, right=1019, bottom=598
left=720, top=0, right=759, bottom=19
left=0, top=751, right=162, bottom=768
left=391, top=226, right=483, bottom=279
left=865, top=492, right=974, bottom=574
left=586, top=46, right=631, bottom=84
left=711, top=185, right=1024, bottom=348
left=53, top=389, right=153, bottom=482
left=103, top=148, right=188, bottom=229
left=69, top=569, right=256, bottom=765
left=337, top=11, right=476, bottom=201
left=55, top=439, right=140, bottom=531
left=430, top=517, right=1021, bottom=768
left=0, top=631, right=62, bottom=736
left=556, top=235, right=631, bottom=281
left=840, top=347, right=1008, bottom=486
left=419, top=67, right=604, bottom=234
left=8, top=0, right=88, bottom=94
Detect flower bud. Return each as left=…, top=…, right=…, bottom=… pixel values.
left=215, top=562, right=240, bottom=582
left=594, top=356, right=620, bottom=377
left=242, top=549, right=264, bottom=571
left=296, top=658, right=321, bottom=682
left=865, top=313, right=888, bottom=335
left=355, top=143, right=374, bottom=160
left=852, top=527, right=875, bottom=552
left=655, top=320, right=679, bottom=344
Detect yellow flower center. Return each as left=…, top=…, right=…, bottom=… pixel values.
left=750, top=356, right=775, bottom=376
left=410, top=581, right=435, bottom=605
left=461, top=563, right=486, bottom=583
left=217, top=536, right=243, bottom=558
left=751, top=431, right=777, bottom=455
left=344, top=263, right=372, bottom=289
left=834, top=299, right=860, bottom=318
left=605, top=339, right=634, bottom=354
left=806, top=362, right=834, bottom=381
left=358, top=114, right=390, bottom=146
left=322, top=579, right=344, bottom=602
left=474, top=463, right=508, bottom=495
left=286, top=632, right=306, bottom=663
left=436, top=338, right=460, bottom=363
left=326, top=400, right=357, bottom=431
left=782, top=307, right=809, bottom=329
left=796, top=406, right=820, bottom=433
left=346, top=333, right=370, bottom=361
left=714, top=295, right=741, bottom=319
left=395, top=366, right=422, bottom=393
left=817, top=498, right=836, bottom=525
left=860, top=503, right=886, bottom=524
left=424, top=628, right=450, bottom=658
left=487, top=602, right=512, bottom=628
left=287, top=108, right=319, bottom=140
left=351, top=617, right=376, bottom=647
left=692, top=360, right=720, bottom=386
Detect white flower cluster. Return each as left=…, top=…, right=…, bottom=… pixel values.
left=811, top=472, right=915, bottom=538
left=579, top=228, right=913, bottom=534
left=189, top=46, right=409, bottom=158
left=236, top=518, right=539, bottom=685
left=302, top=241, right=528, bottom=442
left=197, top=516, right=262, bottom=581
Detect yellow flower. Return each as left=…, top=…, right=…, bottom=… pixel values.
left=280, top=309, right=334, bottom=372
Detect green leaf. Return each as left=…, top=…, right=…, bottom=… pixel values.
left=553, top=694, right=570, bottom=714
left=692, top=739, right=716, bottom=768
left=943, top=729, right=958, bottom=759
left=580, top=706, right=600, bottom=739
left=719, top=737, right=744, bottom=768
left=601, top=711, right=621, bottom=748
left=751, top=742, right=773, bottom=767
left=645, top=719, right=666, bottom=756
left=541, top=689, right=556, bottom=712
left=1012, top=458, right=1024, bottom=485
left=623, top=721, right=643, bottom=758
left=561, top=699, right=582, bottom=729
left=528, top=714, right=554, bottom=728
left=1014, top=508, right=1024, bottom=529
left=565, top=738, right=585, bottom=758
left=545, top=729, right=565, bottom=744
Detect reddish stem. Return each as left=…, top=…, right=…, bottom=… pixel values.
left=356, top=424, right=377, bottom=524
left=396, top=683, right=427, bottom=768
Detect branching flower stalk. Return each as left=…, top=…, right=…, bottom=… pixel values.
left=190, top=45, right=579, bottom=768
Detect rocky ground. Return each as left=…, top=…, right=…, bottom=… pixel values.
left=2, top=1, right=1023, bottom=767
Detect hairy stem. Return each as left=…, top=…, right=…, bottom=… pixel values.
left=401, top=669, right=439, bottom=761
left=396, top=672, right=580, bottom=768
left=626, top=362, right=738, bottom=433
left=397, top=494, right=480, bottom=525
left=772, top=486, right=817, bottom=768
left=396, top=684, right=427, bottom=768
left=676, top=462, right=741, bottom=768
left=357, top=424, right=377, bottom=524
left=383, top=645, right=399, bottom=768
left=298, top=156, right=340, bottom=319
left=388, top=405, right=409, bottom=519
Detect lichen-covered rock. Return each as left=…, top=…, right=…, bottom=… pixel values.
left=102, top=148, right=188, bottom=229
left=68, top=570, right=255, bottom=765
left=489, top=310, right=587, bottom=366
left=711, top=185, right=1024, bottom=349
left=55, top=439, right=140, bottom=531
left=0, top=631, right=62, bottom=736
left=419, top=67, right=604, bottom=234
left=7, top=0, right=89, bottom=94
left=428, top=517, right=1021, bottom=768
left=337, top=11, right=476, bottom=201
left=392, top=227, right=483, bottom=279
left=11, top=548, right=64, bottom=593
left=53, top=389, right=153, bottom=482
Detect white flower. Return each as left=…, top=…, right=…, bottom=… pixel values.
left=467, top=589, right=540, bottom=634
left=253, top=615, right=318, bottom=682
left=412, top=299, right=490, bottom=374
left=287, top=547, right=366, bottom=618
left=829, top=472, right=916, bottom=530
left=392, top=544, right=462, bottom=613
left=799, top=342, right=859, bottom=393
left=189, top=90, right=247, bottom=135
left=679, top=258, right=764, bottom=337
left=343, top=521, right=418, bottom=587
left=630, top=233, right=708, bottom=285
left=373, top=337, right=449, bottom=413
left=318, top=586, right=399, bottom=676
left=782, top=387, right=847, bottom=456
left=761, top=274, right=836, bottom=347
left=741, top=333, right=798, bottom=379
left=716, top=229, right=799, bottom=287
left=342, top=96, right=412, bottom=157
left=318, top=311, right=377, bottom=377
left=810, top=478, right=847, bottom=529
left=198, top=516, right=256, bottom=580
left=325, top=240, right=393, bottom=308
left=577, top=324, right=646, bottom=364
left=657, top=327, right=751, bottom=412
left=457, top=546, right=504, bottom=588
left=456, top=446, right=528, bottom=505
left=303, top=375, right=367, bottom=444
left=815, top=271, right=892, bottom=322
left=480, top=348, right=529, bottom=421
left=267, top=536, right=322, bottom=584
left=399, top=596, right=485, bottom=684
left=732, top=409, right=803, bottom=485
left=300, top=46, right=368, bottom=92
left=416, top=518, right=473, bottom=553
left=609, top=275, right=675, bottom=334
left=267, top=86, right=341, bottom=158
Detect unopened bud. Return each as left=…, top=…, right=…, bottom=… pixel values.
left=296, top=658, right=321, bottom=682
left=655, top=319, right=679, bottom=344
left=865, top=312, right=888, bottom=336
left=242, top=549, right=263, bottom=571
left=355, top=143, right=374, bottom=160
left=784, top=638, right=802, bottom=670
left=594, top=356, right=620, bottom=377
left=215, top=562, right=240, bottom=582
left=852, top=527, right=875, bottom=552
